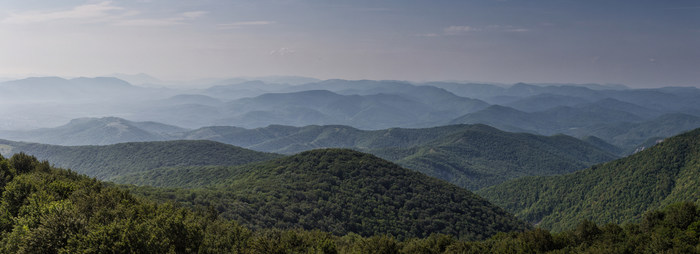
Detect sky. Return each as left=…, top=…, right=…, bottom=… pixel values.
left=0, top=0, right=698, bottom=87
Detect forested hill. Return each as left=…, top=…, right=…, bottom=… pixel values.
left=181, top=124, right=617, bottom=190
left=121, top=149, right=531, bottom=240
left=477, top=127, right=700, bottom=232
left=1, top=124, right=616, bottom=191
left=1, top=151, right=697, bottom=252
left=0, top=139, right=280, bottom=180
left=366, top=125, right=616, bottom=190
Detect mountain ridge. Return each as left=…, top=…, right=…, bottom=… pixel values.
left=0, top=120, right=616, bottom=190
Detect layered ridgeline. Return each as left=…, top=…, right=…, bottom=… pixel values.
left=0, top=139, right=280, bottom=180
left=120, top=149, right=531, bottom=240
left=4, top=77, right=700, bottom=147
left=1, top=153, right=697, bottom=253
left=477, top=128, right=700, bottom=232
left=452, top=105, right=700, bottom=154
left=2, top=122, right=616, bottom=190
left=180, top=124, right=616, bottom=190
left=141, top=80, right=490, bottom=129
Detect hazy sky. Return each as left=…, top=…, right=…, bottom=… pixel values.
left=0, top=0, right=698, bottom=87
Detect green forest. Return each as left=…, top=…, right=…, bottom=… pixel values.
left=117, top=149, right=530, bottom=240
left=2, top=124, right=617, bottom=191
left=180, top=124, right=617, bottom=190
left=0, top=152, right=698, bottom=253
left=0, top=139, right=280, bottom=180
left=478, top=128, right=700, bottom=231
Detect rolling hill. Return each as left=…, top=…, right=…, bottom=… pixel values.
left=0, top=117, right=187, bottom=146
left=0, top=138, right=696, bottom=252
left=569, top=113, right=700, bottom=152
left=0, top=121, right=616, bottom=190
left=289, top=79, right=490, bottom=114
left=177, top=124, right=618, bottom=190
left=366, top=126, right=617, bottom=190
left=0, top=139, right=280, bottom=180
left=450, top=104, right=645, bottom=136
left=451, top=105, right=700, bottom=153
left=118, top=149, right=531, bottom=239
left=505, top=93, right=591, bottom=112
left=477, top=127, right=700, bottom=231
left=0, top=76, right=175, bottom=104
left=217, top=89, right=487, bottom=129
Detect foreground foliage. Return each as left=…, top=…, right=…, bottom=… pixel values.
left=450, top=202, right=700, bottom=253
left=0, top=152, right=698, bottom=253
left=479, top=127, right=700, bottom=231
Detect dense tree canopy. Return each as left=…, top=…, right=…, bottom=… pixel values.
left=119, top=149, right=531, bottom=240
left=0, top=150, right=698, bottom=253
left=174, top=124, right=617, bottom=190
left=478, top=128, right=700, bottom=231
left=0, top=139, right=280, bottom=180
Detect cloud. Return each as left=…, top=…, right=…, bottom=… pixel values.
left=349, top=7, right=392, bottom=12
left=182, top=11, right=207, bottom=19
left=444, top=25, right=477, bottom=35
left=217, top=21, right=275, bottom=29
left=113, top=18, right=182, bottom=27
left=415, top=33, right=440, bottom=37
left=2, top=1, right=123, bottom=24
left=506, top=28, right=530, bottom=32
left=114, top=11, right=208, bottom=27
left=486, top=25, right=530, bottom=33
left=426, top=24, right=530, bottom=37
left=269, top=47, right=296, bottom=56
left=2, top=1, right=207, bottom=27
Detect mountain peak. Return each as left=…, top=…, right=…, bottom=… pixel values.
left=70, top=77, right=133, bottom=87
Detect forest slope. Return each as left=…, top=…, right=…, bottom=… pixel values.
left=121, top=149, right=531, bottom=239
left=477, top=128, right=700, bottom=231
left=182, top=124, right=617, bottom=190
left=1, top=151, right=696, bottom=252
left=1, top=124, right=615, bottom=191
left=0, top=139, right=280, bottom=180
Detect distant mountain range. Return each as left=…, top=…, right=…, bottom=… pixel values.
left=3, top=76, right=699, bottom=134
left=2, top=76, right=700, bottom=152
left=452, top=105, right=700, bottom=153
left=477, top=127, right=700, bottom=231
